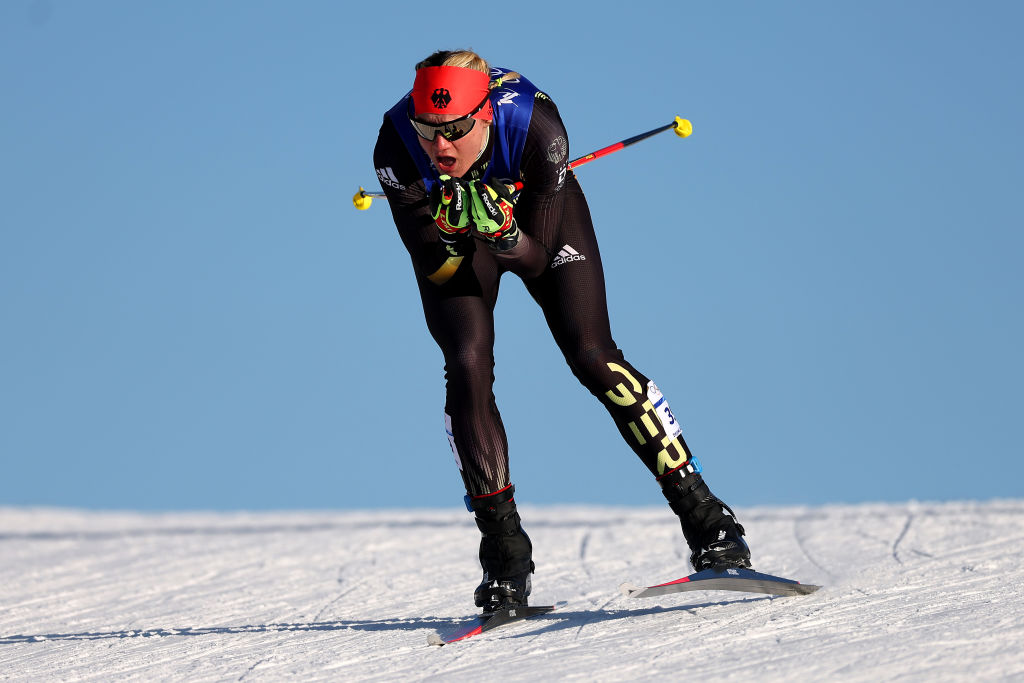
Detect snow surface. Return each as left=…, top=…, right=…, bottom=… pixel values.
left=2, top=501, right=1022, bottom=681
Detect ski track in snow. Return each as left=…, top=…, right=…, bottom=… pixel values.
left=1, top=501, right=1023, bottom=681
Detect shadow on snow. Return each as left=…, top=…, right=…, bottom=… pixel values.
left=0, top=596, right=768, bottom=645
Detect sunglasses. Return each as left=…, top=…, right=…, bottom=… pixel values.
left=408, top=93, right=490, bottom=142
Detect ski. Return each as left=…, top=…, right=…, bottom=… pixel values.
left=427, top=603, right=563, bottom=646
left=621, top=567, right=821, bottom=599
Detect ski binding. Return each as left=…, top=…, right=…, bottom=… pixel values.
left=427, top=602, right=563, bottom=646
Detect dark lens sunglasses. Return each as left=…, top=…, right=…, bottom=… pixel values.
left=408, top=93, right=490, bottom=142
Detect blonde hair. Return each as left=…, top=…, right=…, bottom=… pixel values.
left=415, top=49, right=520, bottom=89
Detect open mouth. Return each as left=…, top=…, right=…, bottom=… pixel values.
left=436, top=156, right=456, bottom=172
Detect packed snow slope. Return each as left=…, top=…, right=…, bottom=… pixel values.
left=1, top=501, right=1022, bottom=681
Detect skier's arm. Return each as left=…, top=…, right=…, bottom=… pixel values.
left=373, top=120, right=474, bottom=286
left=465, top=96, right=573, bottom=280
left=511, top=94, right=574, bottom=260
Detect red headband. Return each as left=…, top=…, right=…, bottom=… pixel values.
left=412, top=65, right=493, bottom=120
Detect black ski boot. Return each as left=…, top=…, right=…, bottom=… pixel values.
left=660, top=471, right=751, bottom=571
left=468, top=485, right=535, bottom=612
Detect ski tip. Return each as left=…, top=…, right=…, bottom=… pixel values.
left=427, top=633, right=445, bottom=647
left=619, top=582, right=643, bottom=598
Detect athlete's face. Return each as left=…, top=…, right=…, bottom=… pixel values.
left=416, top=113, right=490, bottom=178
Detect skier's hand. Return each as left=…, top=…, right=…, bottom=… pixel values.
left=469, top=179, right=520, bottom=250
left=430, top=175, right=472, bottom=236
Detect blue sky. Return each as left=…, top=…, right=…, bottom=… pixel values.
left=2, top=1, right=1021, bottom=511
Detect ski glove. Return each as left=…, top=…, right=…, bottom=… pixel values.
left=430, top=175, right=472, bottom=236
left=469, top=179, right=520, bottom=250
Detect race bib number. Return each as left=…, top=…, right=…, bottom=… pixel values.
left=647, top=382, right=682, bottom=439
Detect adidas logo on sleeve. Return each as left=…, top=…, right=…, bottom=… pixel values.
left=375, top=166, right=405, bottom=190
left=551, top=244, right=586, bottom=269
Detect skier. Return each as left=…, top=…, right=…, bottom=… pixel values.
left=373, top=50, right=751, bottom=612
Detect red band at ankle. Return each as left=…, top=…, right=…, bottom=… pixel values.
left=471, top=483, right=514, bottom=500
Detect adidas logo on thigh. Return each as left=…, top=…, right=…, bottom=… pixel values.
left=551, top=244, right=586, bottom=269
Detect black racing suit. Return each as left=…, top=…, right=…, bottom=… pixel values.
left=373, top=93, right=699, bottom=497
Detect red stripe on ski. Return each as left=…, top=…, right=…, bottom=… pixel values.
left=652, top=576, right=693, bottom=588
left=445, top=625, right=484, bottom=643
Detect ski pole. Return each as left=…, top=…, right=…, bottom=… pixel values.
left=352, top=188, right=387, bottom=210
left=353, top=116, right=691, bottom=210
left=567, top=116, right=691, bottom=171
